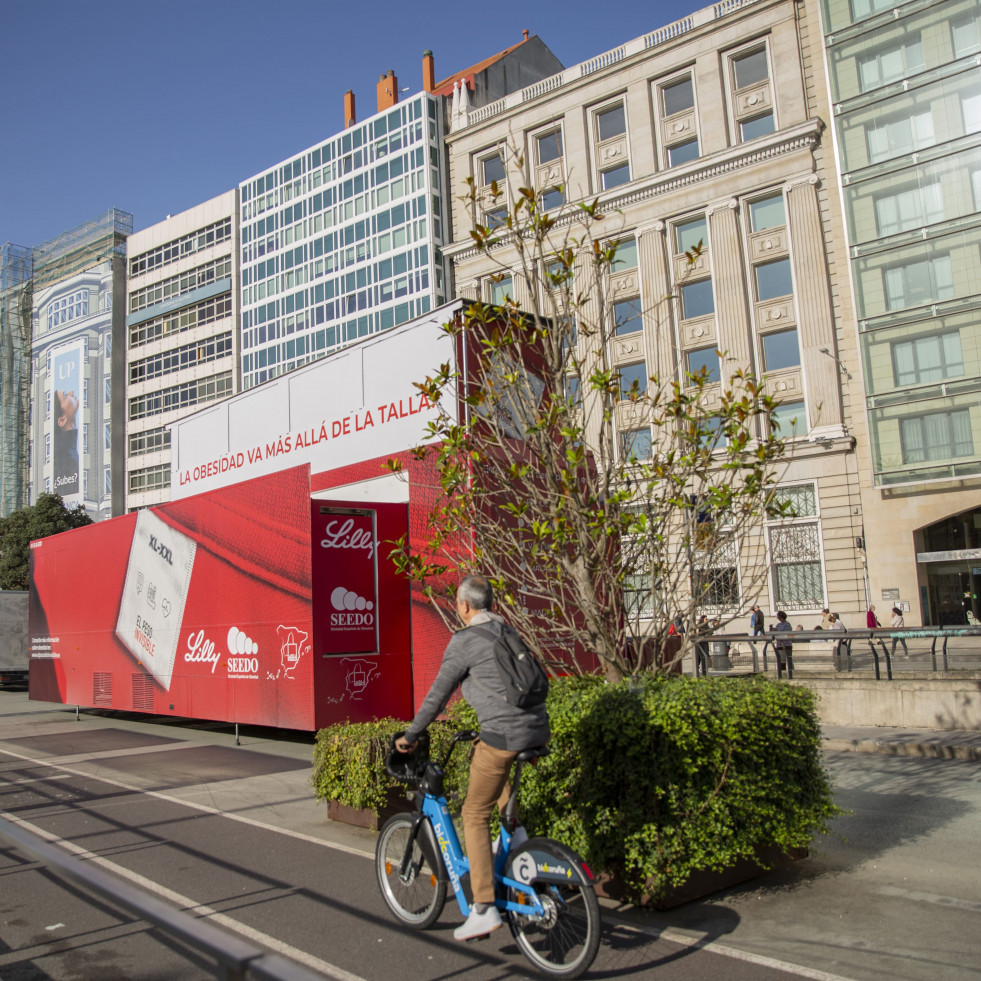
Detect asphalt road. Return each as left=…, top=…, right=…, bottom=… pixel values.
left=0, top=693, right=978, bottom=981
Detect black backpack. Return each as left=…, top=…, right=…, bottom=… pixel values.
left=470, top=623, right=549, bottom=709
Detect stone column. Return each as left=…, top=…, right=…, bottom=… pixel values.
left=706, top=197, right=753, bottom=373
left=636, top=220, right=675, bottom=386
left=785, top=174, right=843, bottom=435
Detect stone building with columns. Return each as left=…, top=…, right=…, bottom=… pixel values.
left=442, top=0, right=871, bottom=625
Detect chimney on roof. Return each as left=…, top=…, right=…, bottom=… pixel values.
left=422, top=50, right=435, bottom=93
left=377, top=69, right=398, bottom=112
left=344, top=89, right=356, bottom=129
left=523, top=29, right=529, bottom=40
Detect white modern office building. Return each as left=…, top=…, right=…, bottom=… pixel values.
left=238, top=91, right=449, bottom=390
left=820, top=0, right=981, bottom=624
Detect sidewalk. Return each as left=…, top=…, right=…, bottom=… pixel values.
left=822, top=723, right=981, bottom=760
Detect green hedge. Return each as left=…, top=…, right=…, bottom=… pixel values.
left=311, top=675, right=837, bottom=902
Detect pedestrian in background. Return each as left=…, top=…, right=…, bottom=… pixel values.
left=750, top=604, right=765, bottom=636
left=890, top=606, right=909, bottom=658
left=695, top=614, right=711, bottom=676
left=771, top=610, right=794, bottom=678
left=867, top=605, right=880, bottom=629
left=820, top=608, right=833, bottom=629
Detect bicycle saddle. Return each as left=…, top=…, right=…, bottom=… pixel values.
left=515, top=745, right=549, bottom=764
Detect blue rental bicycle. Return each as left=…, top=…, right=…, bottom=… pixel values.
left=375, top=729, right=601, bottom=979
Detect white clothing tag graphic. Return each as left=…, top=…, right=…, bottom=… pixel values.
left=115, top=511, right=196, bottom=690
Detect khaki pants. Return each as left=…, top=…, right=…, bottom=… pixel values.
left=462, top=741, right=517, bottom=905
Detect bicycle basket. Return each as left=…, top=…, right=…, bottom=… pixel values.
left=385, top=730, right=431, bottom=785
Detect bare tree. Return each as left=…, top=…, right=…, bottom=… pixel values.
left=388, top=148, right=793, bottom=681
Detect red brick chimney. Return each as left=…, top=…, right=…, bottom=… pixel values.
left=377, top=70, right=398, bottom=113
left=422, top=50, right=435, bottom=93
left=344, top=89, right=356, bottom=129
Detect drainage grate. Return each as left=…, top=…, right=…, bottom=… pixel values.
left=132, top=674, right=154, bottom=711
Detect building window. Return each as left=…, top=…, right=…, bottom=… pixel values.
left=83, top=378, right=89, bottom=408
left=680, top=279, right=714, bottom=319
left=46, top=390, right=51, bottom=420
left=892, top=332, right=964, bottom=387
left=740, top=114, right=775, bottom=141
left=623, top=572, right=654, bottom=620
left=480, top=151, right=506, bottom=186
left=613, top=298, right=642, bottom=336
left=733, top=48, right=769, bottom=89
left=618, top=361, right=648, bottom=401
left=47, top=289, right=88, bottom=329
left=874, top=182, right=943, bottom=236
left=858, top=36, right=924, bottom=92
left=667, top=139, right=699, bottom=168
left=488, top=275, right=513, bottom=305
left=867, top=109, right=934, bottom=164
left=596, top=103, right=626, bottom=142
left=675, top=216, right=707, bottom=254
left=45, top=433, right=51, bottom=462
left=963, top=92, right=981, bottom=135
left=900, top=409, right=973, bottom=464
left=594, top=102, right=630, bottom=189
left=693, top=536, right=740, bottom=611
left=45, top=477, right=51, bottom=494
left=128, top=464, right=172, bottom=494
left=953, top=13, right=981, bottom=58
left=687, top=346, right=720, bottom=384
left=611, top=239, right=637, bottom=272
left=83, top=424, right=89, bottom=455
left=851, top=0, right=901, bottom=19
left=661, top=76, right=694, bottom=117
left=772, top=399, right=807, bottom=437
left=768, top=483, right=824, bottom=611
left=750, top=194, right=785, bottom=231
left=755, top=258, right=793, bottom=302
left=884, top=255, right=954, bottom=311
left=104, top=466, right=112, bottom=496
left=537, top=129, right=563, bottom=165
left=105, top=377, right=111, bottom=402
left=104, top=422, right=111, bottom=450
left=762, top=329, right=800, bottom=372
left=620, top=427, right=652, bottom=461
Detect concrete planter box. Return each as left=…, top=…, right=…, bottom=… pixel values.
left=326, top=790, right=413, bottom=831
left=595, top=845, right=808, bottom=909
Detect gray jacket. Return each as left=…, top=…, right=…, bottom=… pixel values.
left=404, top=611, right=550, bottom=751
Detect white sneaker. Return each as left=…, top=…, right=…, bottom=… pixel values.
left=453, top=904, right=502, bottom=941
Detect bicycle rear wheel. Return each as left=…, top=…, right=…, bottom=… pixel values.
left=504, top=837, right=601, bottom=979
left=375, top=813, right=446, bottom=929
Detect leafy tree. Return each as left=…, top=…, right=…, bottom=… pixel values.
left=0, top=494, right=92, bottom=590
left=389, top=153, right=793, bottom=681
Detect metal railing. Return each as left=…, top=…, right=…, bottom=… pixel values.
left=693, top=627, right=981, bottom=681
left=0, top=814, right=324, bottom=981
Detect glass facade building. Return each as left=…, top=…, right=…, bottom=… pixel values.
left=823, top=0, right=981, bottom=486
left=239, top=92, right=447, bottom=389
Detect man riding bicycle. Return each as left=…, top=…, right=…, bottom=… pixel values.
left=395, top=575, right=550, bottom=941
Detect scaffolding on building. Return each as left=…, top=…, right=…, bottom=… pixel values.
left=33, top=209, right=133, bottom=288
left=0, top=243, right=34, bottom=517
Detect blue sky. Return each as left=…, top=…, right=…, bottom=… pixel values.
left=0, top=0, right=706, bottom=248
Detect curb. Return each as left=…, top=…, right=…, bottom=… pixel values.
left=823, top=737, right=981, bottom=761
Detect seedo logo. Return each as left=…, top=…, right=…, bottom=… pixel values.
left=330, top=587, right=375, bottom=629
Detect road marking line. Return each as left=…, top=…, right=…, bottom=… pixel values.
left=0, top=808, right=369, bottom=981
left=0, top=746, right=374, bottom=859
left=877, top=884, right=981, bottom=913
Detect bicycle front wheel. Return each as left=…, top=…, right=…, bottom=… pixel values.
left=504, top=837, right=601, bottom=979
left=375, top=813, right=447, bottom=929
